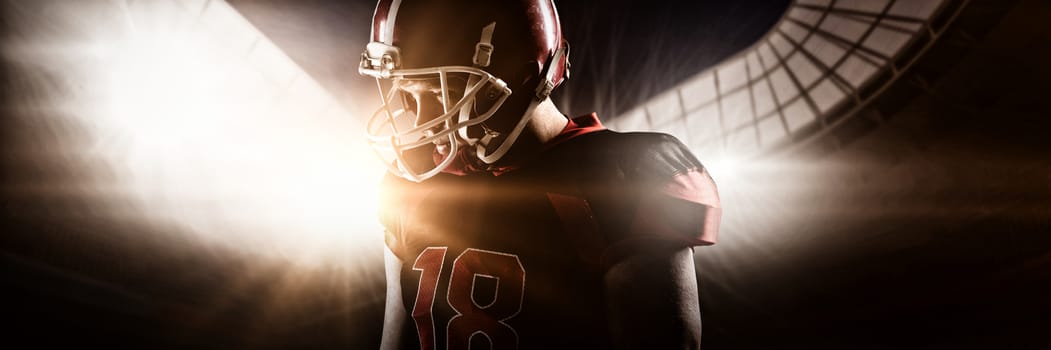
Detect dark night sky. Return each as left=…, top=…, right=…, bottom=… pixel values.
left=553, top=0, right=791, bottom=117
left=228, top=0, right=791, bottom=119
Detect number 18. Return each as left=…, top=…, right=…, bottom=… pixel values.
left=412, top=247, right=526, bottom=350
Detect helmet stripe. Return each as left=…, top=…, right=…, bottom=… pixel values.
left=382, top=0, right=403, bottom=45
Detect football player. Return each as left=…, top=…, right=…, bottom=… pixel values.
left=358, top=0, right=721, bottom=348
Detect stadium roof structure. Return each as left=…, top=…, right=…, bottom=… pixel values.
left=605, top=0, right=968, bottom=159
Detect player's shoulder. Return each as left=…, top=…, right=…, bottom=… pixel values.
left=554, top=130, right=704, bottom=183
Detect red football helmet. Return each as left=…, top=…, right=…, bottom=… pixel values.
left=360, top=0, right=569, bottom=182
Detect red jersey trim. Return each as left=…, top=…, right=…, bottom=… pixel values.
left=489, top=113, right=606, bottom=176
left=543, top=113, right=607, bottom=151
left=663, top=169, right=721, bottom=245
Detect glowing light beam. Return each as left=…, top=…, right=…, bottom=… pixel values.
left=58, top=0, right=387, bottom=266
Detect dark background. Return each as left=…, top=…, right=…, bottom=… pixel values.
left=227, top=0, right=790, bottom=121
left=3, top=0, right=1050, bottom=349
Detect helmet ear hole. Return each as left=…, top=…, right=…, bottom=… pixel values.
left=473, top=82, right=499, bottom=115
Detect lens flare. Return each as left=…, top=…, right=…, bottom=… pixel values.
left=70, top=0, right=388, bottom=266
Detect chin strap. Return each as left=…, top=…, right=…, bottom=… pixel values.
left=475, top=98, right=541, bottom=164
left=476, top=46, right=566, bottom=164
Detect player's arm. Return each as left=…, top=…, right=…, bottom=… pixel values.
left=604, top=243, right=702, bottom=349
left=380, top=244, right=411, bottom=350
left=602, top=136, right=719, bottom=349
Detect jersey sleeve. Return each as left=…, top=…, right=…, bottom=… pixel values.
left=602, top=133, right=721, bottom=265
left=632, top=166, right=721, bottom=243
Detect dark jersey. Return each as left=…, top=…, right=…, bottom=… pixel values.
left=380, top=114, right=720, bottom=349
